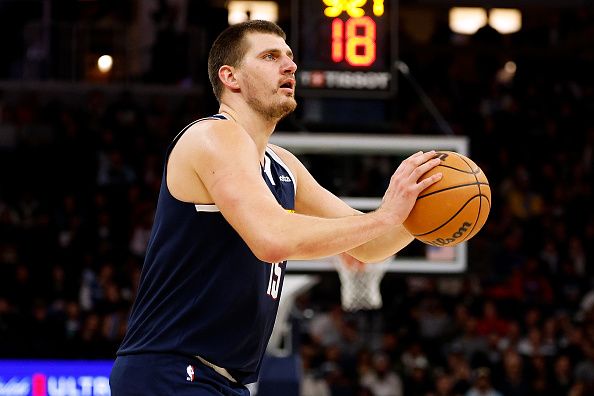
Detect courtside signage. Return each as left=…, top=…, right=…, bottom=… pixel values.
left=0, top=360, right=112, bottom=396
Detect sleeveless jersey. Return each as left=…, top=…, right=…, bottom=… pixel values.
left=117, top=114, right=296, bottom=384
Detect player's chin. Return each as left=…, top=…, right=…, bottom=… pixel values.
left=285, top=98, right=297, bottom=112
left=277, top=99, right=297, bottom=120
left=277, top=93, right=297, bottom=108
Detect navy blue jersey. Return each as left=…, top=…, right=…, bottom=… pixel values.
left=117, top=115, right=296, bottom=384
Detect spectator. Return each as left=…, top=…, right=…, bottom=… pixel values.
left=450, top=317, right=488, bottom=364
left=309, top=305, right=347, bottom=347
left=476, top=300, right=509, bottom=337
left=517, top=327, right=556, bottom=357
left=402, top=353, right=431, bottom=396
left=431, top=370, right=456, bottom=396
left=551, top=355, right=574, bottom=395
left=498, top=350, right=531, bottom=396
left=445, top=347, right=472, bottom=395
left=465, top=367, right=502, bottom=396
left=360, top=352, right=403, bottom=396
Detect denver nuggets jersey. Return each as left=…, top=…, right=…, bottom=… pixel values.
left=117, top=114, right=296, bottom=384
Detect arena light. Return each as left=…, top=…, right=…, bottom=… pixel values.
left=449, top=7, right=487, bottom=35
left=227, top=1, right=278, bottom=25
left=489, top=8, right=522, bottom=34
left=97, top=55, right=113, bottom=73
left=496, top=60, right=517, bottom=84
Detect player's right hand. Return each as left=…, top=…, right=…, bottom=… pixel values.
left=378, top=150, right=442, bottom=225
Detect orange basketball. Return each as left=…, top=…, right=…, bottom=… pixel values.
left=403, top=151, right=491, bottom=247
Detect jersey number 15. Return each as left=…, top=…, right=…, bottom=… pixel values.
left=266, top=262, right=282, bottom=299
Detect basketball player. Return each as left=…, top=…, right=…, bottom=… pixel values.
left=109, top=20, right=442, bottom=395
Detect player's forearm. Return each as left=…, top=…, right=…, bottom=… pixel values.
left=251, top=210, right=395, bottom=262
left=346, top=224, right=414, bottom=263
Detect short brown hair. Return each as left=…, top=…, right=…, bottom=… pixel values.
left=208, top=20, right=287, bottom=102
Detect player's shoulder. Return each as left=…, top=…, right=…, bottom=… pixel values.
left=183, top=117, right=244, bottom=141
left=177, top=117, right=255, bottom=154
left=171, top=118, right=260, bottom=175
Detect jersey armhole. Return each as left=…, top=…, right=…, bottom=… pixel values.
left=165, top=114, right=229, bottom=206
left=265, top=146, right=297, bottom=196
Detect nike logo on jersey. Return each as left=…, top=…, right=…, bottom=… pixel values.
left=186, top=365, right=195, bottom=381
left=279, top=175, right=291, bottom=182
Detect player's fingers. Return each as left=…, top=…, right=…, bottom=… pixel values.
left=417, top=172, right=442, bottom=191
left=393, top=151, right=422, bottom=178
left=408, top=150, right=425, bottom=159
left=415, top=150, right=439, bottom=165
left=412, top=157, right=441, bottom=180
left=394, top=150, right=437, bottom=179
left=400, top=151, right=429, bottom=169
left=394, top=151, right=423, bottom=175
left=404, top=150, right=437, bottom=171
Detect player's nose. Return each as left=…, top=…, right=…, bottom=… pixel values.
left=281, top=55, right=297, bottom=74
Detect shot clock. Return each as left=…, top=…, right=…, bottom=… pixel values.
left=292, top=0, right=397, bottom=98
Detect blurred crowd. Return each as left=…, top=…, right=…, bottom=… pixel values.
left=1, top=5, right=594, bottom=396
left=294, top=8, right=594, bottom=396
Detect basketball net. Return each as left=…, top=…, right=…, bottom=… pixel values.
left=333, top=254, right=389, bottom=312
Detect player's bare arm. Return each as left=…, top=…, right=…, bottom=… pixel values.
left=168, top=121, right=440, bottom=263
left=268, top=144, right=442, bottom=263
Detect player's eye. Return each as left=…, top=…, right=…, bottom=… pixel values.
left=264, top=53, right=276, bottom=60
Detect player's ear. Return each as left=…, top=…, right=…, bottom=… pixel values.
left=218, top=65, right=241, bottom=92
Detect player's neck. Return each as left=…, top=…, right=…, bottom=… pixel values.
left=219, top=103, right=277, bottom=157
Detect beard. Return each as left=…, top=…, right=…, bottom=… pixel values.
left=245, top=81, right=297, bottom=122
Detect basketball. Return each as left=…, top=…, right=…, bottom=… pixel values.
left=403, top=151, right=491, bottom=247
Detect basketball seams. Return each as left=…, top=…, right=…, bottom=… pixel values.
left=481, top=191, right=492, bottom=208
left=456, top=153, right=482, bottom=243
left=412, top=194, right=490, bottom=237
left=436, top=164, right=482, bottom=175
left=418, top=182, right=490, bottom=200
